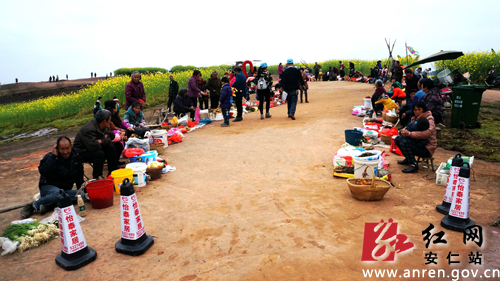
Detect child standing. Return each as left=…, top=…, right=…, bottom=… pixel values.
left=219, top=77, right=232, bottom=127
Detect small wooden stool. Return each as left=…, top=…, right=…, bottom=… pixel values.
left=417, top=157, right=435, bottom=171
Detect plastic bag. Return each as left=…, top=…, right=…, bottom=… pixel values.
left=178, top=115, right=189, bottom=127
left=125, top=137, right=150, bottom=152
left=124, top=148, right=145, bottom=158
left=282, top=91, right=288, bottom=102
left=1, top=238, right=19, bottom=256
left=195, top=107, right=201, bottom=122
left=380, top=127, right=398, bottom=137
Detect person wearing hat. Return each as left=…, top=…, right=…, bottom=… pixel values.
left=389, top=82, right=406, bottom=106
left=281, top=59, right=304, bottom=120
left=255, top=62, right=273, bottom=119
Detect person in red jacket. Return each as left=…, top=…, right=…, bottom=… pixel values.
left=390, top=82, right=406, bottom=106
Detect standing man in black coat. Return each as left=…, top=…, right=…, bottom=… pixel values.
left=281, top=58, right=304, bottom=120
left=168, top=75, right=179, bottom=112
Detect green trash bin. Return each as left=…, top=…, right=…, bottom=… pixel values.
left=450, top=85, right=488, bottom=128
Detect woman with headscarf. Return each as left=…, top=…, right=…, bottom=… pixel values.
left=395, top=101, right=437, bottom=173
left=125, top=71, right=146, bottom=110
left=254, top=62, right=273, bottom=120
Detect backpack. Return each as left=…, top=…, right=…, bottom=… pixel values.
left=257, top=77, right=268, bottom=90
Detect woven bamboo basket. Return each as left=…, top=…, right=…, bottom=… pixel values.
left=346, top=166, right=391, bottom=201
left=383, top=112, right=398, bottom=124
left=380, top=134, right=392, bottom=145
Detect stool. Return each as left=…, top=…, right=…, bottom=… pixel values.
left=417, top=157, right=435, bottom=171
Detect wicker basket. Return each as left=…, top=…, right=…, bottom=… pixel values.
left=380, top=134, right=392, bottom=145
left=161, top=124, right=176, bottom=130
left=383, top=113, right=398, bottom=124
left=146, top=166, right=163, bottom=180
left=149, top=142, right=164, bottom=154
left=346, top=166, right=391, bottom=201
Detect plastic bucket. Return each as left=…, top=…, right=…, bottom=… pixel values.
left=353, top=158, right=379, bottom=178
left=126, top=163, right=147, bottom=187
left=364, top=97, right=372, bottom=110
left=86, top=179, right=114, bottom=209
left=345, top=129, right=363, bottom=146
left=110, top=168, right=134, bottom=195
left=151, top=129, right=168, bottom=148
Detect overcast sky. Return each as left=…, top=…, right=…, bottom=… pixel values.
left=1, top=0, right=499, bottom=84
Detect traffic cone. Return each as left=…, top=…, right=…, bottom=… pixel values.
left=55, top=190, right=97, bottom=270
left=436, top=154, right=463, bottom=214
left=441, top=163, right=475, bottom=232
left=115, top=178, right=154, bottom=256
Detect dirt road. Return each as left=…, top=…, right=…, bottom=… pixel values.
left=1, top=81, right=499, bottom=280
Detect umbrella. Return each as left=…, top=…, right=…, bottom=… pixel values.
left=406, top=51, right=464, bottom=68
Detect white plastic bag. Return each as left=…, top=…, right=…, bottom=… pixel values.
left=282, top=91, right=288, bottom=102
left=125, top=137, right=150, bottom=151
left=178, top=115, right=189, bottom=126
left=1, top=238, right=19, bottom=256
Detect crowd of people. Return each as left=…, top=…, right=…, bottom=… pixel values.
left=20, top=58, right=310, bottom=218
left=19, top=57, right=446, bottom=219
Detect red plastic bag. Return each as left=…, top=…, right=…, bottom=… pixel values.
left=170, top=135, right=182, bottom=143
left=124, top=148, right=145, bottom=158
left=390, top=136, right=404, bottom=156
left=381, top=127, right=398, bottom=137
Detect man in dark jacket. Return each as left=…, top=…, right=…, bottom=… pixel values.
left=173, top=88, right=195, bottom=116
left=404, top=68, right=420, bottom=93
left=231, top=66, right=248, bottom=122
left=21, top=137, right=84, bottom=218
left=281, top=58, right=304, bottom=120
left=167, top=75, right=179, bottom=112
left=313, top=62, right=321, bottom=81
left=392, top=60, right=403, bottom=83
left=73, top=109, right=118, bottom=179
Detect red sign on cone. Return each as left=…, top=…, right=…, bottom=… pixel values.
left=57, top=206, right=87, bottom=254
left=120, top=194, right=146, bottom=240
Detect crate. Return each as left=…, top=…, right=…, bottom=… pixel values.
left=435, top=162, right=449, bottom=186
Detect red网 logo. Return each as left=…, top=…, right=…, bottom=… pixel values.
left=361, top=218, right=414, bottom=261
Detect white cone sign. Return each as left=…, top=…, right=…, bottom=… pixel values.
left=120, top=194, right=146, bottom=240
left=448, top=176, right=470, bottom=219
left=443, top=166, right=460, bottom=203
left=57, top=206, right=87, bottom=254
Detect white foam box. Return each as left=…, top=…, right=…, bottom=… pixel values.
left=435, top=162, right=449, bottom=186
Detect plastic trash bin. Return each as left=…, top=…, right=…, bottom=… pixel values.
left=450, top=85, right=488, bottom=128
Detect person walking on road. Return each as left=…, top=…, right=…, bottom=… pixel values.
left=167, top=75, right=179, bottom=112
left=300, top=68, right=309, bottom=103
left=254, top=62, right=273, bottom=120
left=281, top=59, right=304, bottom=120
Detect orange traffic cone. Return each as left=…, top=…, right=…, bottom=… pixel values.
left=436, top=154, right=463, bottom=214
left=441, top=163, right=475, bottom=232
left=115, top=178, right=154, bottom=256
left=55, top=190, right=97, bottom=270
